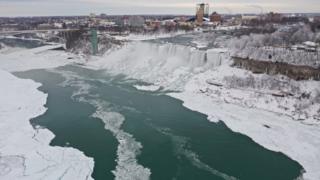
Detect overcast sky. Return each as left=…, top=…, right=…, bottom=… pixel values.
left=0, top=0, right=319, bottom=17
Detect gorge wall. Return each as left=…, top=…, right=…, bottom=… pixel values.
left=233, top=57, right=320, bottom=81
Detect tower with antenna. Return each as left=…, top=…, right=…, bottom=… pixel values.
left=196, top=3, right=209, bottom=25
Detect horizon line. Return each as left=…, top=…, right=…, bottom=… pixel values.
left=1, top=12, right=320, bottom=18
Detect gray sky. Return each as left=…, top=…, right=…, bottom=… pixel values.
left=0, top=0, right=319, bottom=16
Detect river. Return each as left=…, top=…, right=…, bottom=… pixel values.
left=15, top=64, right=302, bottom=180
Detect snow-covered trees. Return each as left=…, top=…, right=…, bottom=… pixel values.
left=229, top=24, right=316, bottom=49
left=220, top=72, right=320, bottom=122
left=290, top=25, right=314, bottom=44
left=229, top=24, right=319, bottom=66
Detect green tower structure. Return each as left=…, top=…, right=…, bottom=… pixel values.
left=90, top=28, right=98, bottom=55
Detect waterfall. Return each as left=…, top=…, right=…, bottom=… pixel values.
left=88, top=42, right=229, bottom=90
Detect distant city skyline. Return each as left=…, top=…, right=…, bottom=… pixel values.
left=0, top=0, right=319, bottom=17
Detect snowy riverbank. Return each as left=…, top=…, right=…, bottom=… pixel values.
left=170, top=78, right=320, bottom=180
left=0, top=45, right=94, bottom=179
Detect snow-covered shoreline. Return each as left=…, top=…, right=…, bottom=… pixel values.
left=169, top=88, right=320, bottom=180
left=0, top=45, right=94, bottom=179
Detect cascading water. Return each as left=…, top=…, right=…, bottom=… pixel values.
left=88, top=42, right=229, bottom=91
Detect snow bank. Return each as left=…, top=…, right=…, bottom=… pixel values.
left=170, top=90, right=320, bottom=180
left=0, top=43, right=26, bottom=54
left=0, top=69, right=94, bottom=179
left=0, top=44, right=77, bottom=72
left=215, top=25, right=243, bottom=31
left=0, top=45, right=94, bottom=179
left=173, top=67, right=320, bottom=179
left=134, top=85, right=160, bottom=92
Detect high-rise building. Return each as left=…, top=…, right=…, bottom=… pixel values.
left=196, top=3, right=209, bottom=25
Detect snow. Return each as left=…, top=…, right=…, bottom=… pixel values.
left=113, top=31, right=187, bottom=41
left=185, top=65, right=320, bottom=124
left=134, top=85, right=160, bottom=92
left=215, top=25, right=243, bottom=31
left=192, top=40, right=208, bottom=49
left=85, top=41, right=320, bottom=180
left=228, top=26, right=320, bottom=66
left=0, top=44, right=78, bottom=72
left=0, top=45, right=94, bottom=179
left=303, top=41, right=317, bottom=47
left=0, top=43, right=26, bottom=54
left=0, top=69, right=94, bottom=179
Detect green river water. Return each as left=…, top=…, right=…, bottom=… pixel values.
left=15, top=65, right=302, bottom=180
